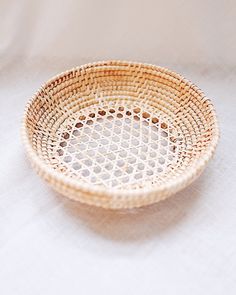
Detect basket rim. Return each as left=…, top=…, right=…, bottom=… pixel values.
left=22, top=60, right=220, bottom=199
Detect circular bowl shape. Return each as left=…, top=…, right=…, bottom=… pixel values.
left=22, top=61, right=219, bottom=209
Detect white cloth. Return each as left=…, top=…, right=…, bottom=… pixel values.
left=0, top=1, right=236, bottom=294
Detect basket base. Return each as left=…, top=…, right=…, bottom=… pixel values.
left=53, top=99, right=183, bottom=191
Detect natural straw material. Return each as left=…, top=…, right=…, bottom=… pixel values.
left=22, top=61, right=219, bottom=209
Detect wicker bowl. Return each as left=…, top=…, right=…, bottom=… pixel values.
left=22, top=61, right=219, bottom=209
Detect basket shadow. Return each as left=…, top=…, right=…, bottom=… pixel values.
left=57, top=175, right=205, bottom=242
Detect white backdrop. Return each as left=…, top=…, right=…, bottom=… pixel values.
left=0, top=1, right=236, bottom=294
left=1, top=0, right=236, bottom=67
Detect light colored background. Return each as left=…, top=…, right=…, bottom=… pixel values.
left=0, top=1, right=236, bottom=294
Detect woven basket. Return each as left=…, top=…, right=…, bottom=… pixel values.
left=22, top=61, right=219, bottom=209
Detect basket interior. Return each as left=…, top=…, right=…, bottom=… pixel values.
left=25, top=62, right=216, bottom=191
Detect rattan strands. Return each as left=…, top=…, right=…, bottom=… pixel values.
left=22, top=61, right=219, bottom=209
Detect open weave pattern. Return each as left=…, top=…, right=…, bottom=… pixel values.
left=22, top=61, right=219, bottom=209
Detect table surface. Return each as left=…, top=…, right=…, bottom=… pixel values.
left=0, top=60, right=235, bottom=295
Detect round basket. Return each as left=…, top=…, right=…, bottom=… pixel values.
left=22, top=61, right=219, bottom=209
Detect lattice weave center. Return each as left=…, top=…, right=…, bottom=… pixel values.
left=22, top=61, right=219, bottom=209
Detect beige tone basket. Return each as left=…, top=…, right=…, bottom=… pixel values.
left=22, top=61, right=219, bottom=209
